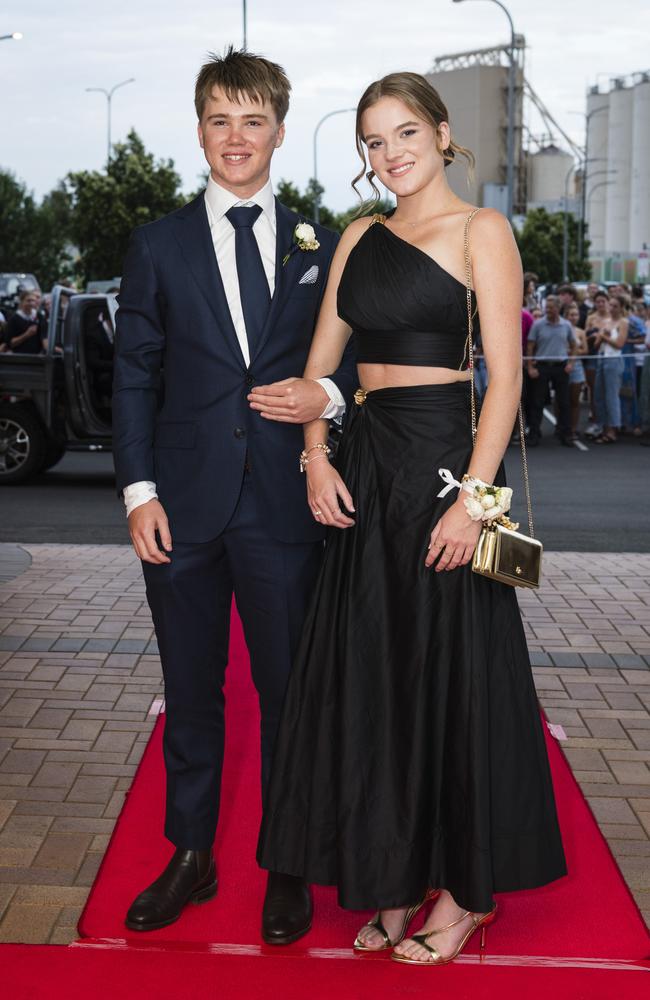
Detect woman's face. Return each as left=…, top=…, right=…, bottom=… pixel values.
left=568, top=306, right=580, bottom=325
left=595, top=296, right=609, bottom=315
left=610, top=299, right=621, bottom=318
left=361, top=96, right=449, bottom=198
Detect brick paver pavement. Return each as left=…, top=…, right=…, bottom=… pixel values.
left=0, top=544, right=649, bottom=943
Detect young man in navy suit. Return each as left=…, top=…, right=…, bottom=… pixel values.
left=112, top=47, right=355, bottom=943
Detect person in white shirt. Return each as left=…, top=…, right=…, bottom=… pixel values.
left=112, top=47, right=357, bottom=942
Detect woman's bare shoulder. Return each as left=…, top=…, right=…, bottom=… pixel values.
left=340, top=214, right=379, bottom=246
left=471, top=206, right=513, bottom=237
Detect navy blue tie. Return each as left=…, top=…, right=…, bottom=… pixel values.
left=225, top=205, right=271, bottom=358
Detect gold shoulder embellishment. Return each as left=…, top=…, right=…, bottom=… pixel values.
left=369, top=213, right=387, bottom=226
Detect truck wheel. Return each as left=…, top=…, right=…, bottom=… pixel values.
left=40, top=439, right=66, bottom=473
left=0, top=404, right=47, bottom=484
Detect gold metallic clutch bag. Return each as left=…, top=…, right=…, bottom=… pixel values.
left=463, top=209, right=543, bottom=590
left=472, top=522, right=543, bottom=589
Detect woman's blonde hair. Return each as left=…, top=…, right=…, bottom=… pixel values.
left=352, top=71, right=475, bottom=210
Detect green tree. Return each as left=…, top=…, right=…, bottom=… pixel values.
left=0, top=170, right=74, bottom=288
left=34, top=183, right=75, bottom=287
left=0, top=170, right=37, bottom=270
left=66, top=130, right=185, bottom=285
left=515, top=207, right=591, bottom=284
left=276, top=178, right=340, bottom=230
left=276, top=177, right=393, bottom=234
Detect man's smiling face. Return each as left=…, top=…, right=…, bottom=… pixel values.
left=197, top=87, right=285, bottom=198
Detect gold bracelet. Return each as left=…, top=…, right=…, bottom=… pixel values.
left=299, top=443, right=331, bottom=472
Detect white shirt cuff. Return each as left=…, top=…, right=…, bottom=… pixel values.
left=123, top=480, right=158, bottom=516
left=317, top=377, right=346, bottom=421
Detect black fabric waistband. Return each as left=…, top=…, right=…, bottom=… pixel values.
left=355, top=329, right=467, bottom=369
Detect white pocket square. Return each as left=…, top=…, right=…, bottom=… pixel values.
left=298, top=265, right=319, bottom=286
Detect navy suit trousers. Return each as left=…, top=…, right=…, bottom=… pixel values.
left=142, top=471, right=323, bottom=850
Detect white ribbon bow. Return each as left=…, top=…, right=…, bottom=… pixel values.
left=436, top=468, right=462, bottom=498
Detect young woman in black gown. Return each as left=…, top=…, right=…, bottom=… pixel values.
left=257, top=72, right=566, bottom=967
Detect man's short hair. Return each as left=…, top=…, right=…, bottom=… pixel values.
left=545, top=294, right=559, bottom=306
left=594, top=289, right=609, bottom=301
left=195, top=46, right=291, bottom=124
left=557, top=284, right=577, bottom=298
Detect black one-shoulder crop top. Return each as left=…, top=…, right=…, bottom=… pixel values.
left=337, top=214, right=479, bottom=369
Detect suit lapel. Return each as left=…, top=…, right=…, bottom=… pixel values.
left=171, top=194, right=246, bottom=368
left=249, top=199, right=301, bottom=365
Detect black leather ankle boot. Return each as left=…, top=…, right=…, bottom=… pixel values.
left=261, top=871, right=312, bottom=945
left=125, top=847, right=217, bottom=931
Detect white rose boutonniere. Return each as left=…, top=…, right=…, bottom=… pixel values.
left=283, top=221, right=321, bottom=265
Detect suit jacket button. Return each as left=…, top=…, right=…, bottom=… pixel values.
left=234, top=427, right=246, bottom=439
left=246, top=375, right=254, bottom=388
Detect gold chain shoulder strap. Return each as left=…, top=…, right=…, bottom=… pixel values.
left=463, top=210, right=535, bottom=539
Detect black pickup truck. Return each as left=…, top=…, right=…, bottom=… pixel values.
left=0, top=285, right=114, bottom=483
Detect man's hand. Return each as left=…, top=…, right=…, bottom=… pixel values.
left=527, top=364, right=539, bottom=380
left=248, top=377, right=329, bottom=423
left=128, top=499, right=172, bottom=564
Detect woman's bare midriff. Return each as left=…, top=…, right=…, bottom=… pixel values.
left=357, top=363, right=471, bottom=391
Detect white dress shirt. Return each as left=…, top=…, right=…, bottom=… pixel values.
left=123, top=176, right=345, bottom=516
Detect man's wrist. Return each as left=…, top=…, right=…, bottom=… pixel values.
left=316, top=377, right=346, bottom=421
left=123, top=481, right=158, bottom=517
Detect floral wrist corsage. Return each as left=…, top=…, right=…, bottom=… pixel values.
left=462, top=481, right=513, bottom=523
left=436, top=468, right=514, bottom=524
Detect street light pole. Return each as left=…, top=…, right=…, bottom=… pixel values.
left=568, top=105, right=608, bottom=258
left=242, top=0, right=247, bottom=49
left=453, top=0, right=516, bottom=220
left=562, top=156, right=606, bottom=281
left=562, top=162, right=577, bottom=282
left=586, top=180, right=615, bottom=205
left=312, top=108, right=356, bottom=223
left=85, top=78, right=135, bottom=167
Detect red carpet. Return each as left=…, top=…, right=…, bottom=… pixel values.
left=5, top=608, right=646, bottom=998
left=77, top=610, right=649, bottom=964
left=2, top=943, right=649, bottom=1000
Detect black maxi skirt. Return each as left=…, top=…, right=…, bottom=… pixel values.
left=257, top=382, right=567, bottom=913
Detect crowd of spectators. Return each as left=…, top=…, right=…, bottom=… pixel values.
left=477, top=275, right=650, bottom=448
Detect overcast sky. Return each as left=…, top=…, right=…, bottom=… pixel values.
left=1, top=0, right=648, bottom=211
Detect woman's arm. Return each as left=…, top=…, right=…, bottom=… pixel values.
left=466, top=209, right=523, bottom=482
left=427, top=209, right=522, bottom=572
left=573, top=328, right=588, bottom=356
left=600, top=318, right=628, bottom=349
left=302, top=217, right=374, bottom=529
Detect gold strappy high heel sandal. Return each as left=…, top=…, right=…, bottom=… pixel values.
left=353, top=889, right=439, bottom=953
left=391, top=902, right=497, bottom=966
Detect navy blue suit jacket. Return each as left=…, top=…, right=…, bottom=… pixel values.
left=112, top=193, right=356, bottom=544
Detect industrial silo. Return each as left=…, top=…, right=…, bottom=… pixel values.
left=528, top=144, right=575, bottom=211
left=585, top=89, right=609, bottom=254
left=629, top=76, right=650, bottom=252
left=605, top=80, right=633, bottom=252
